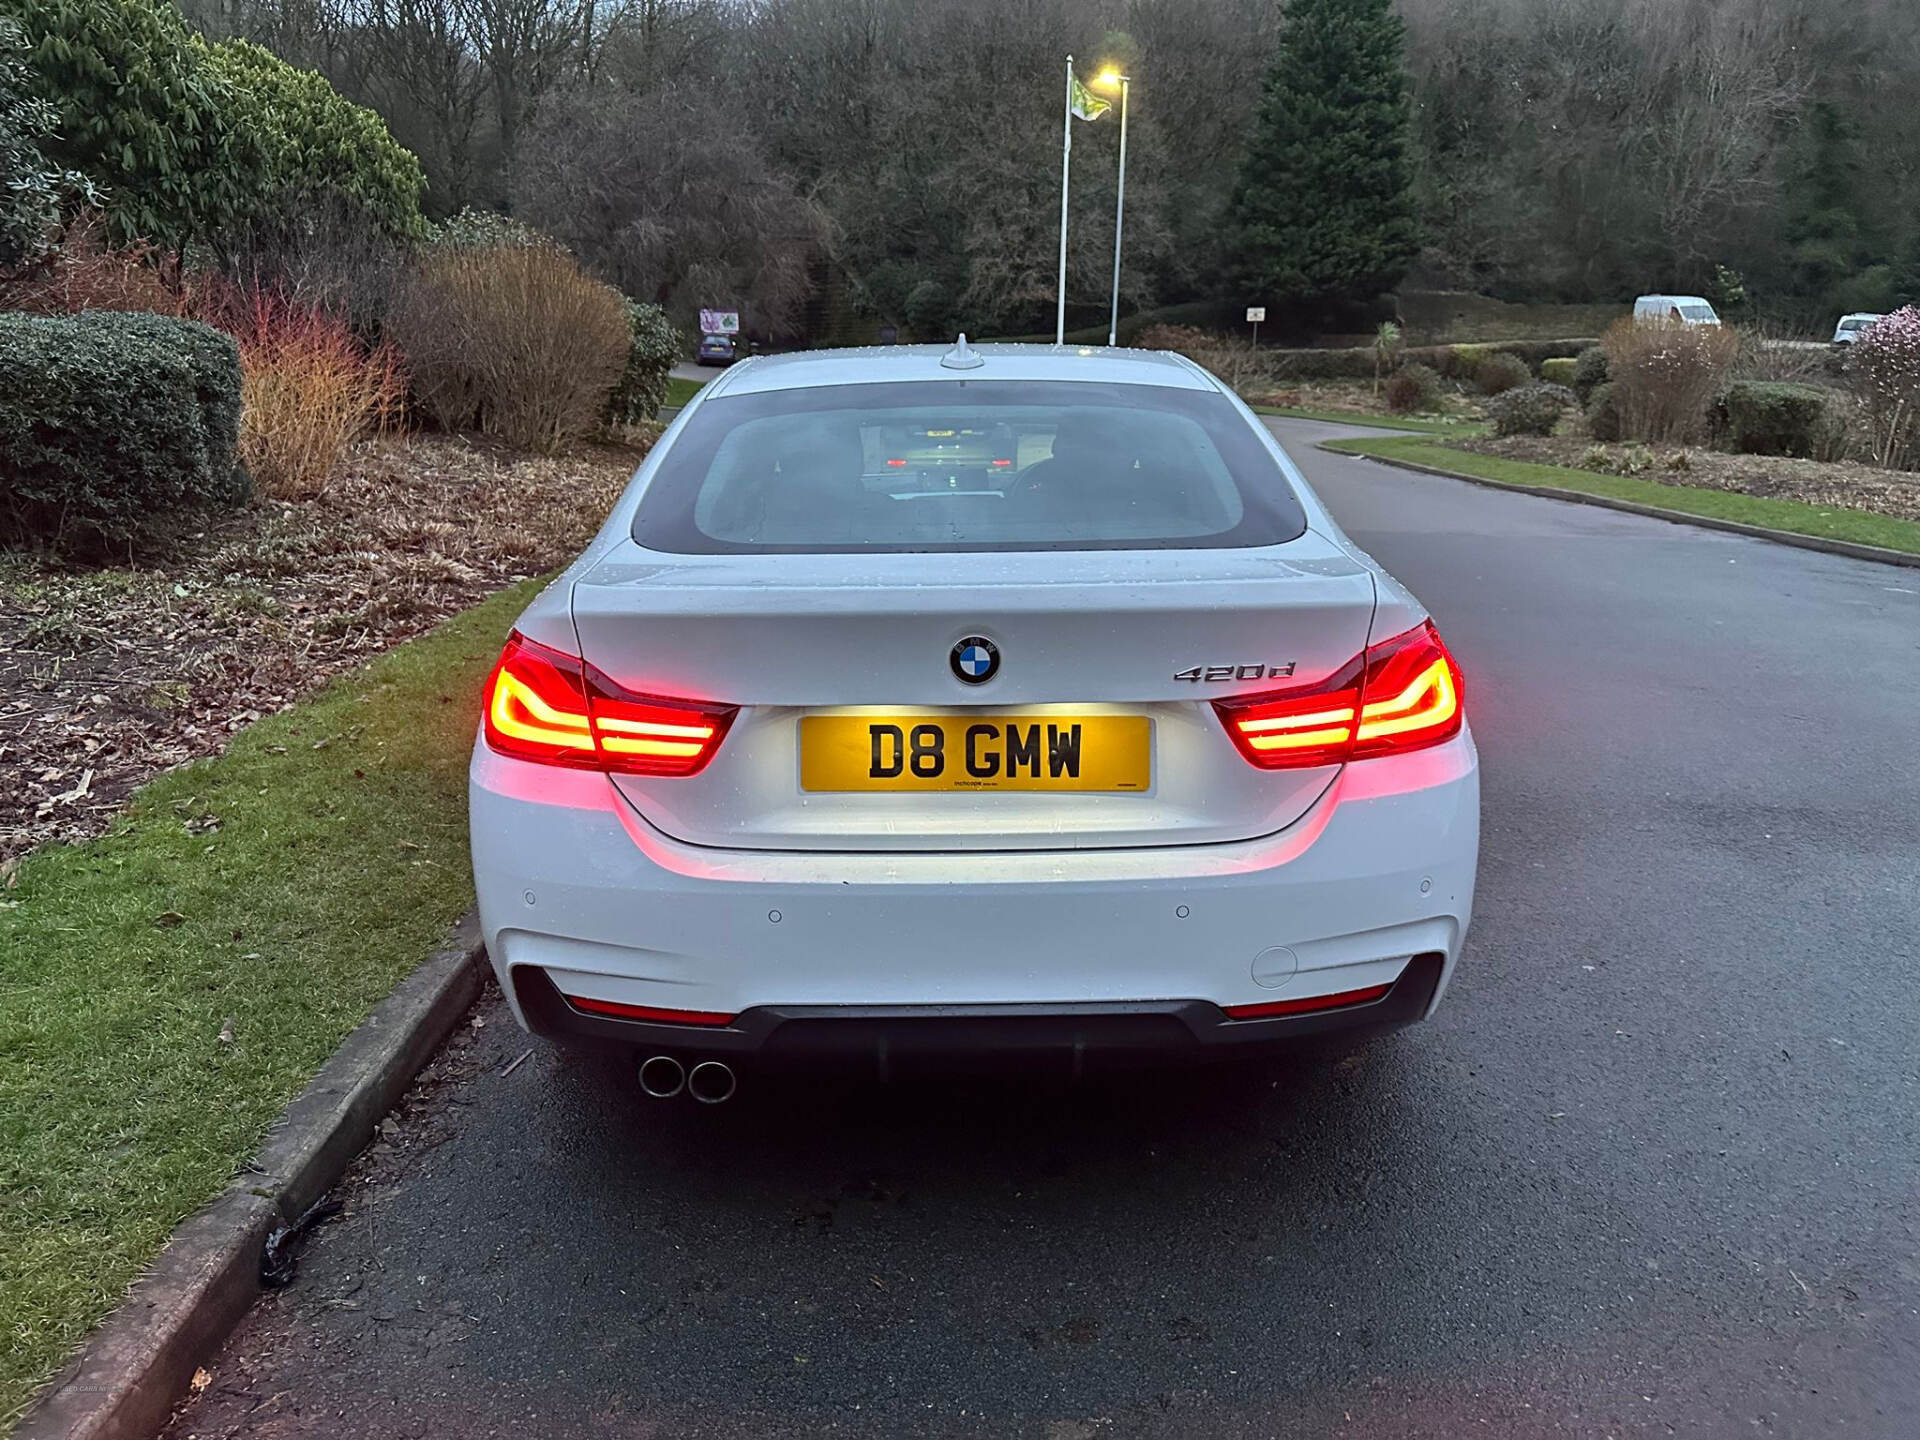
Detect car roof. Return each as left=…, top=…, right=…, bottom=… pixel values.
left=1840, top=312, right=1884, bottom=322
left=1636, top=294, right=1712, bottom=305
left=703, top=343, right=1219, bottom=396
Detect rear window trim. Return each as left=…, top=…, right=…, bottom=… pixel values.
left=630, top=379, right=1310, bottom=555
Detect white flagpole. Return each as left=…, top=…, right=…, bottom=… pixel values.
left=1107, top=75, right=1129, bottom=348
left=1056, top=54, right=1073, bottom=346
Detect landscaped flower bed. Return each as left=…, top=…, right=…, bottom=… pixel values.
left=1, top=434, right=645, bottom=863
left=1454, top=435, right=1920, bottom=524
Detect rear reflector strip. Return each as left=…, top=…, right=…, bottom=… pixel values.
left=1222, top=982, right=1393, bottom=1020
left=563, top=994, right=736, bottom=1027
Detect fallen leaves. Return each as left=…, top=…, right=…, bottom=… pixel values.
left=2, top=434, right=644, bottom=863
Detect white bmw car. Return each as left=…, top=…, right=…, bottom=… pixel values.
left=470, top=341, right=1478, bottom=1101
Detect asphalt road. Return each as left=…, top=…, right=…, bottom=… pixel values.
left=165, top=420, right=1920, bottom=1439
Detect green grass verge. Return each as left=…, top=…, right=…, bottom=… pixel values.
left=1252, top=405, right=1484, bottom=436
left=1325, top=436, right=1920, bottom=556
left=0, top=579, right=540, bottom=1426
left=665, top=374, right=707, bottom=408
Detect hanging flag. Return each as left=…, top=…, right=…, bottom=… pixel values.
left=1070, top=70, right=1111, bottom=121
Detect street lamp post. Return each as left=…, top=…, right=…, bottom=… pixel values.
left=1096, top=70, right=1130, bottom=348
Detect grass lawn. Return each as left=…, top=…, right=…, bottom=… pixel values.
left=1252, top=405, right=1484, bottom=436
left=665, top=374, right=707, bottom=408
left=1326, top=436, right=1920, bottom=556
left=0, top=578, right=538, bottom=1427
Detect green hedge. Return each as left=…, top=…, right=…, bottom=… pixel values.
left=0, top=311, right=247, bottom=550
left=73, top=311, right=246, bottom=502
left=607, top=299, right=680, bottom=425
left=1711, top=381, right=1848, bottom=460
left=1540, top=357, right=1578, bottom=386
left=1265, top=338, right=1592, bottom=382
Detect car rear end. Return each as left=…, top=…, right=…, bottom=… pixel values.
left=469, top=346, right=1478, bottom=1077
left=1833, top=314, right=1883, bottom=345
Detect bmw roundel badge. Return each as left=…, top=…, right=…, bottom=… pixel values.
left=950, top=636, right=1000, bottom=684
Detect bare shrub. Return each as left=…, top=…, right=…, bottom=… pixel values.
left=1600, top=318, right=1739, bottom=443
left=1729, top=320, right=1833, bottom=383
left=219, top=194, right=416, bottom=350
left=208, top=287, right=404, bottom=499
left=1384, top=363, right=1442, bottom=414
left=0, top=213, right=181, bottom=315
left=1136, top=324, right=1220, bottom=358
left=394, top=243, right=629, bottom=453
left=1850, top=305, right=1920, bottom=470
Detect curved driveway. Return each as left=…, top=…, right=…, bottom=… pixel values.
left=167, top=419, right=1920, bottom=1439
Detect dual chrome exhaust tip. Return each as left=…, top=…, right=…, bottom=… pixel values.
left=638, top=1054, right=736, bottom=1104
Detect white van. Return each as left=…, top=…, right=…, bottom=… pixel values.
left=1634, top=295, right=1721, bottom=326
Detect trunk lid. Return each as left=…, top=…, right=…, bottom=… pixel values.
left=570, top=536, right=1376, bottom=852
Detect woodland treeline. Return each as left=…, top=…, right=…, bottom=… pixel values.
left=179, top=0, right=1920, bottom=336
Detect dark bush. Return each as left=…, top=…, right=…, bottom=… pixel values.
left=1384, top=362, right=1442, bottom=413
left=1572, top=347, right=1609, bottom=402
left=1488, top=382, right=1577, bottom=436
left=1477, top=352, right=1533, bottom=395
left=0, top=311, right=247, bottom=550
left=1711, top=381, right=1851, bottom=460
left=70, top=311, right=246, bottom=501
left=607, top=299, right=680, bottom=425
left=904, top=279, right=955, bottom=340
left=1585, top=381, right=1623, bottom=442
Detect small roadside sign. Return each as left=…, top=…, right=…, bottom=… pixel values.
left=1245, top=307, right=1266, bottom=323
left=700, top=309, right=741, bottom=335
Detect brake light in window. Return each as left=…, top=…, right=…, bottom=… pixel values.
left=483, top=632, right=734, bottom=777
left=1215, top=620, right=1462, bottom=770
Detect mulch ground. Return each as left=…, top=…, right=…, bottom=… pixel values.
left=1, top=434, right=646, bottom=864
left=1455, top=435, right=1920, bottom=524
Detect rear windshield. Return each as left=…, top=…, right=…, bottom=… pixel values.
left=629, top=380, right=1309, bottom=553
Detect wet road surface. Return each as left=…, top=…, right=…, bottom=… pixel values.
left=164, top=419, right=1920, bottom=1439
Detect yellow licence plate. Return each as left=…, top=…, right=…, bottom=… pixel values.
left=800, top=714, right=1151, bottom=792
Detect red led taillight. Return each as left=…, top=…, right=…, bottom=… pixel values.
left=483, top=631, right=735, bottom=777
left=1214, top=620, right=1463, bottom=770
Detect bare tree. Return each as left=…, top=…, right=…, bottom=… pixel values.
left=510, top=81, right=825, bottom=336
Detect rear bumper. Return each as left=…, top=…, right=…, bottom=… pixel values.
left=470, top=728, right=1479, bottom=1059
left=512, top=952, right=1447, bottom=1063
